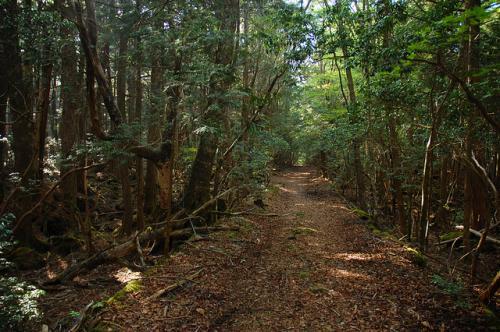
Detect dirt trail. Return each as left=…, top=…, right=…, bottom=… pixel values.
left=100, top=167, right=488, bottom=331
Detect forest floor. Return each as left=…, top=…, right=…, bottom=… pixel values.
left=39, top=167, right=497, bottom=331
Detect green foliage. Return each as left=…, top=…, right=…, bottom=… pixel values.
left=69, top=310, right=81, bottom=318
left=431, top=275, right=470, bottom=309
left=431, top=275, right=463, bottom=296
left=0, top=214, right=44, bottom=331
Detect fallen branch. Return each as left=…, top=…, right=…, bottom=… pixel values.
left=215, top=210, right=290, bottom=217
left=436, top=237, right=462, bottom=246
left=454, top=224, right=500, bottom=246
left=468, top=228, right=500, bottom=246
left=147, top=268, right=204, bottom=300
left=44, top=190, right=234, bottom=285
left=170, top=226, right=239, bottom=239
left=438, top=221, right=500, bottom=247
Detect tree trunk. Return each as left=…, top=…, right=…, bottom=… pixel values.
left=2, top=0, right=36, bottom=244
left=4, top=0, right=35, bottom=177
left=35, top=44, right=53, bottom=182
left=116, top=31, right=133, bottom=235
left=388, top=115, right=406, bottom=234
left=0, top=8, right=9, bottom=203
left=462, top=0, right=481, bottom=254
left=60, top=26, right=80, bottom=206
left=144, top=29, right=164, bottom=213
left=133, top=4, right=144, bottom=229
left=183, top=0, right=239, bottom=211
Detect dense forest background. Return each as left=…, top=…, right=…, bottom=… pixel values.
left=0, top=0, right=498, bottom=330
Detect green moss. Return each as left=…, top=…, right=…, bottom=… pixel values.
left=366, top=222, right=391, bottom=239
left=351, top=208, right=371, bottom=220
left=366, top=222, right=377, bottom=232
left=295, top=211, right=305, bottom=218
left=106, top=279, right=142, bottom=305
left=291, top=226, right=318, bottom=236
left=405, top=247, right=427, bottom=267
left=439, top=231, right=462, bottom=242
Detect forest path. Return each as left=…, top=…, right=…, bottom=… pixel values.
left=101, top=167, right=484, bottom=331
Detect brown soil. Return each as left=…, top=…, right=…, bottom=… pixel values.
left=41, top=167, right=495, bottom=331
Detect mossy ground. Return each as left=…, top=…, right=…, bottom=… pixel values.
left=106, top=279, right=142, bottom=305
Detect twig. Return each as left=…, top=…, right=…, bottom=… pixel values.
left=447, top=237, right=461, bottom=275
left=68, top=301, right=94, bottom=332
left=147, top=268, right=204, bottom=300
left=214, top=210, right=290, bottom=217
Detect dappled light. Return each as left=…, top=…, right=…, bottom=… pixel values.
left=0, top=0, right=498, bottom=330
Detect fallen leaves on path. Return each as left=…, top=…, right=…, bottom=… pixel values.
left=44, top=167, right=495, bottom=331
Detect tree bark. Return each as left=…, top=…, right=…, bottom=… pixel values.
left=144, top=21, right=164, bottom=213
left=183, top=0, right=239, bottom=211
left=35, top=44, right=53, bottom=182
left=133, top=3, right=145, bottom=230
left=3, top=0, right=35, bottom=177
left=60, top=25, right=80, bottom=206
left=116, top=30, right=133, bottom=234
left=462, top=0, right=482, bottom=255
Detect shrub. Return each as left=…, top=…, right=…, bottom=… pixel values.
left=0, top=213, right=45, bottom=331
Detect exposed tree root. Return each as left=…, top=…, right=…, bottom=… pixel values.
left=479, top=271, right=500, bottom=305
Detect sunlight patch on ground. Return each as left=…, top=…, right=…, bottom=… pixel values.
left=329, top=204, right=351, bottom=211
left=278, top=186, right=298, bottom=194
left=323, top=252, right=386, bottom=263
left=331, top=253, right=375, bottom=261
left=328, top=268, right=371, bottom=281
left=46, top=259, right=69, bottom=279
left=114, top=267, right=142, bottom=283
